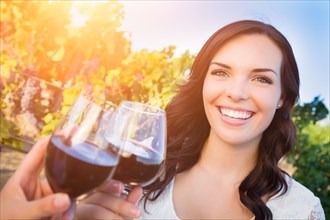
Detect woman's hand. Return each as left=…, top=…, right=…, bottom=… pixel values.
left=0, top=137, right=71, bottom=220
left=76, top=180, right=143, bottom=219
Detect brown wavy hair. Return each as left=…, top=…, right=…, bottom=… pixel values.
left=144, top=20, right=300, bottom=220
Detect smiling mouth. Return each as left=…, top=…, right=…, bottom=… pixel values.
left=219, top=107, right=253, bottom=119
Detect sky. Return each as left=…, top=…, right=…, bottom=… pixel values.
left=119, top=0, right=330, bottom=110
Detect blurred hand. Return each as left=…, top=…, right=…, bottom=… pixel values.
left=76, top=180, right=142, bottom=220
left=0, top=137, right=71, bottom=220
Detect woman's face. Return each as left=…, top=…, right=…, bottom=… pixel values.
left=203, top=34, right=283, bottom=147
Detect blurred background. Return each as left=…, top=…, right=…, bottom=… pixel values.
left=0, top=0, right=329, bottom=218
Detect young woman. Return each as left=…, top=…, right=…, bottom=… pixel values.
left=76, top=20, right=325, bottom=219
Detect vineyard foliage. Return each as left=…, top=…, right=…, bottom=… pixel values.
left=0, top=1, right=329, bottom=218
left=0, top=0, right=194, bottom=139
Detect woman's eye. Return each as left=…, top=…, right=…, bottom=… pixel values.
left=211, top=70, right=229, bottom=77
left=254, top=76, right=273, bottom=84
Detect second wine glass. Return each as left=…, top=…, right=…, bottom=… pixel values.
left=106, top=101, right=167, bottom=194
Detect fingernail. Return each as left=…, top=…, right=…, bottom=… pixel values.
left=129, top=206, right=140, bottom=218
left=54, top=194, right=70, bottom=209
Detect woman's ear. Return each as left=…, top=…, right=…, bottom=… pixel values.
left=277, top=99, right=283, bottom=109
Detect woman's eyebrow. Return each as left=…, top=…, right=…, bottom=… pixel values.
left=252, top=68, right=277, bottom=75
left=210, top=62, right=231, bottom=69
left=210, top=62, right=277, bottom=75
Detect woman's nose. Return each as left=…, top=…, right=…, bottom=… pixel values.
left=225, top=78, right=249, bottom=101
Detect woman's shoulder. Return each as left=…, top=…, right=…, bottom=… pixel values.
left=267, top=174, right=325, bottom=219
left=138, top=178, right=179, bottom=220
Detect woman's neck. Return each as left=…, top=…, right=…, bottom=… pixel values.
left=174, top=130, right=258, bottom=219
left=198, top=131, right=259, bottom=184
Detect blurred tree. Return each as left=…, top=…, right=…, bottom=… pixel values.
left=290, top=96, right=330, bottom=218
left=1, top=0, right=129, bottom=143
left=1, top=1, right=129, bottom=83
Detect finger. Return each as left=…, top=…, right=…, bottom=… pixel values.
left=81, top=191, right=140, bottom=219
left=16, top=137, right=50, bottom=177
left=40, top=178, right=54, bottom=196
left=24, top=193, right=71, bottom=219
left=98, top=179, right=124, bottom=196
left=127, top=186, right=143, bottom=205
left=76, top=203, right=125, bottom=220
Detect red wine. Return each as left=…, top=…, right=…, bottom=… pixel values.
left=111, top=141, right=164, bottom=187
left=45, top=135, right=117, bottom=198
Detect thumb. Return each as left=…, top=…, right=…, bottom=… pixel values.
left=26, top=193, right=71, bottom=219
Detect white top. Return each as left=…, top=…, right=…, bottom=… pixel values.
left=138, top=175, right=325, bottom=219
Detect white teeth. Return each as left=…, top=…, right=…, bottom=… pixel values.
left=220, top=108, right=252, bottom=119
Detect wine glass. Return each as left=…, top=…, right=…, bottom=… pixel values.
left=44, top=91, right=119, bottom=213
left=105, top=101, right=167, bottom=194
